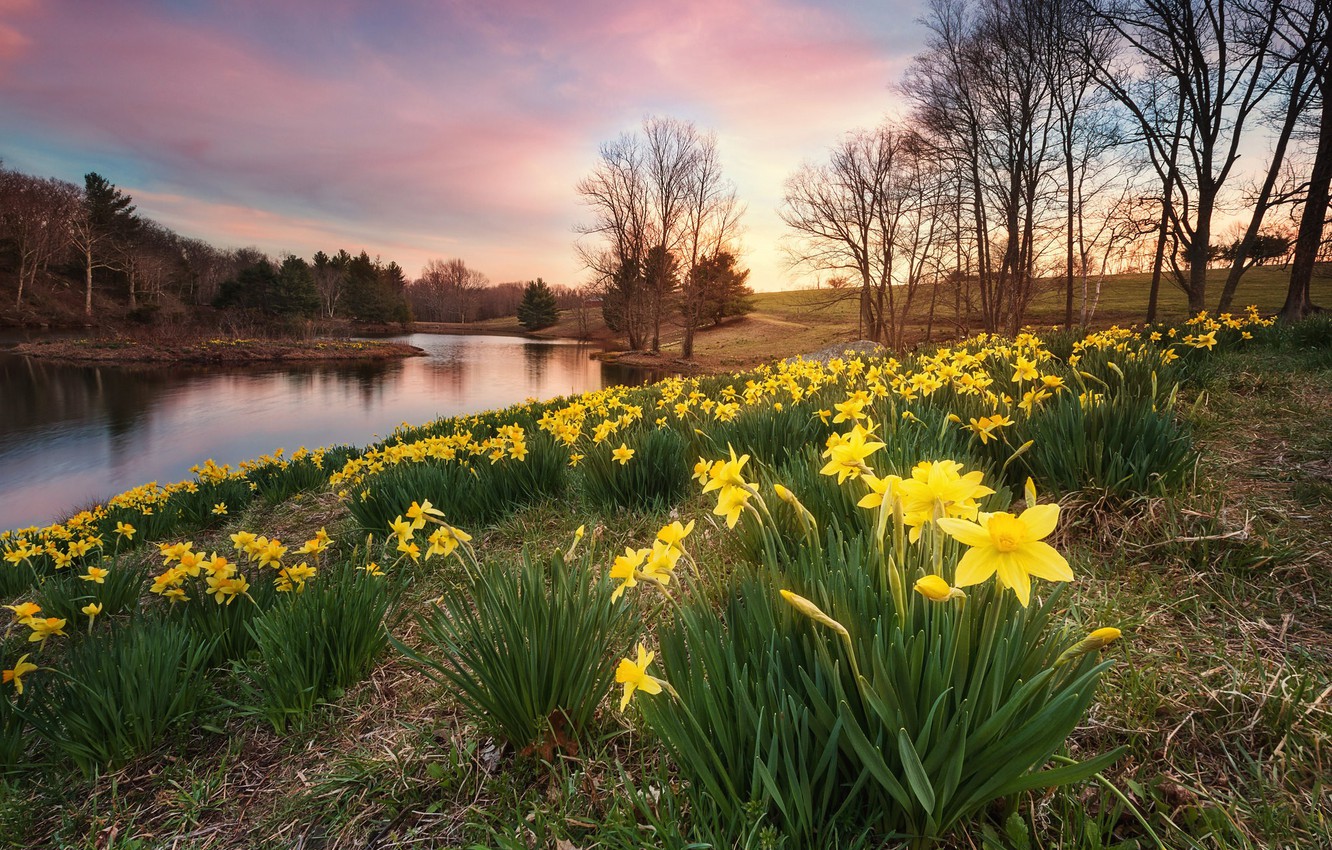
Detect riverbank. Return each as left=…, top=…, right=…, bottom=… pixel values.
left=12, top=336, right=427, bottom=365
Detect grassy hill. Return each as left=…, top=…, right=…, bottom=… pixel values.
left=441, top=263, right=1332, bottom=371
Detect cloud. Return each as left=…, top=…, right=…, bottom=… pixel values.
left=0, top=0, right=924, bottom=287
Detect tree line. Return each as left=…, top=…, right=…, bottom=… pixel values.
left=781, top=0, right=1331, bottom=343
left=0, top=165, right=588, bottom=330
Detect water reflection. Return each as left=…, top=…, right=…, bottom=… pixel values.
left=0, top=334, right=663, bottom=531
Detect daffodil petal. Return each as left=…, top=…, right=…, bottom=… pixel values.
left=995, top=555, right=1032, bottom=606
left=1019, top=503, right=1060, bottom=541
left=953, top=546, right=996, bottom=587
left=936, top=517, right=991, bottom=548
left=1017, top=541, right=1073, bottom=582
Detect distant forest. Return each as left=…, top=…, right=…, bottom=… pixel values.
left=0, top=165, right=584, bottom=331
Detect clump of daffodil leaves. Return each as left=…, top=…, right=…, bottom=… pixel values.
left=612, top=429, right=1124, bottom=848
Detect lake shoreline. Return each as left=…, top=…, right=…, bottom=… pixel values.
left=12, top=336, right=428, bottom=365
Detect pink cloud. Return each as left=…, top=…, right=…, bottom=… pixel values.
left=1, top=1, right=921, bottom=288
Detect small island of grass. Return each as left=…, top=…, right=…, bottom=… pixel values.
left=13, top=335, right=427, bottom=365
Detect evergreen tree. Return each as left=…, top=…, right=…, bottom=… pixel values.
left=516, top=277, right=559, bottom=330
left=275, top=255, right=320, bottom=316
left=70, top=172, right=138, bottom=316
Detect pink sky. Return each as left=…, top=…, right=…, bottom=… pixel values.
left=0, top=0, right=923, bottom=290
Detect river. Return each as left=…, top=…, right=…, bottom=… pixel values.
left=0, top=333, right=659, bottom=532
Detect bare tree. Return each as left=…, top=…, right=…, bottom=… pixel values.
left=577, top=117, right=744, bottom=353
left=409, top=258, right=489, bottom=323
left=1277, top=0, right=1332, bottom=320
left=677, top=131, right=745, bottom=358
left=1086, top=0, right=1285, bottom=314
left=781, top=124, right=949, bottom=349
left=904, top=0, right=1063, bottom=334
left=576, top=131, right=653, bottom=349
left=0, top=170, right=79, bottom=309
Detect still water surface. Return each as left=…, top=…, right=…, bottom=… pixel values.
left=0, top=333, right=656, bottom=531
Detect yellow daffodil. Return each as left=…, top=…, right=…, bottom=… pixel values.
left=206, top=572, right=251, bottom=605
left=712, top=484, right=753, bottom=529
left=27, top=617, right=67, bottom=645
left=5, top=602, right=41, bottom=625
left=2, top=655, right=38, bottom=695
left=114, top=521, right=136, bottom=540
left=616, top=644, right=665, bottom=710
left=820, top=424, right=885, bottom=483
left=80, top=566, right=109, bottom=584
left=856, top=474, right=901, bottom=510
left=612, top=443, right=635, bottom=465
left=610, top=547, right=648, bottom=601
left=254, top=538, right=287, bottom=569
left=896, top=460, right=994, bottom=542
left=389, top=515, right=414, bottom=543
left=655, top=520, right=694, bottom=550
left=692, top=457, right=717, bottom=485
left=701, top=447, right=752, bottom=494
left=937, top=504, right=1073, bottom=606
left=406, top=499, right=445, bottom=530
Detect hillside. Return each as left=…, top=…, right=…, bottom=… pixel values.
left=435, top=263, right=1332, bottom=371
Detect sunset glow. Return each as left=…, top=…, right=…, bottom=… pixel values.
left=0, top=0, right=922, bottom=288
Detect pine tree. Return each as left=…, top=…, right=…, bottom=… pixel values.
left=517, top=278, right=559, bottom=331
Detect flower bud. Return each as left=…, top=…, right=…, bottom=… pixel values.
left=779, top=589, right=849, bottom=639
left=913, top=574, right=964, bottom=602
left=1055, top=627, right=1123, bottom=667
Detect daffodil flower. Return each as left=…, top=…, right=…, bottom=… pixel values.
left=937, top=504, right=1073, bottom=606
left=616, top=644, right=666, bottom=710
left=2, top=654, right=38, bottom=695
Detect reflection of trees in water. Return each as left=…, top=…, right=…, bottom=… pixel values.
left=522, top=343, right=550, bottom=386
left=600, top=362, right=665, bottom=389
left=426, top=348, right=470, bottom=400
left=277, top=361, right=402, bottom=407
left=0, top=353, right=164, bottom=435
left=0, top=352, right=404, bottom=441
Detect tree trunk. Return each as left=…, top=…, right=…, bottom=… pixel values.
left=1186, top=190, right=1214, bottom=315
left=1065, top=155, right=1075, bottom=328
left=84, top=246, right=94, bottom=317
left=1219, top=61, right=1312, bottom=312
left=1282, top=81, right=1332, bottom=322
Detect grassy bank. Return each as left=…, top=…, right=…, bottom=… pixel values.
left=0, top=313, right=1329, bottom=848
left=12, top=336, right=426, bottom=365
left=454, top=264, right=1332, bottom=372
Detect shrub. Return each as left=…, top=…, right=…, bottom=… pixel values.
left=34, top=560, right=143, bottom=624
left=348, top=436, right=565, bottom=533
left=1015, top=391, right=1195, bottom=497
